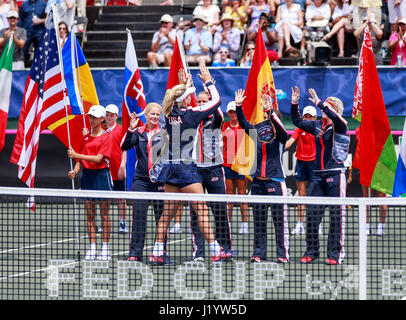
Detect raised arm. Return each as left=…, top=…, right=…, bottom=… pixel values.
left=290, top=86, right=317, bottom=135
left=234, top=88, right=254, bottom=134
left=121, top=113, right=140, bottom=150
left=192, top=66, right=221, bottom=123
left=270, top=110, right=288, bottom=144
left=308, top=88, right=348, bottom=134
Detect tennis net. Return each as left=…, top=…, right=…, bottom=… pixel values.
left=0, top=187, right=405, bottom=300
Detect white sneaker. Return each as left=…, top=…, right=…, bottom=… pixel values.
left=98, top=248, right=111, bottom=261
left=84, top=248, right=97, bottom=261
left=366, top=224, right=370, bottom=236
left=239, top=223, right=248, bottom=234
left=376, top=223, right=385, bottom=236
left=291, top=222, right=304, bottom=235
left=169, top=224, right=182, bottom=234
left=318, top=225, right=323, bottom=235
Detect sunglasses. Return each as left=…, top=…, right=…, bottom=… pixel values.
left=219, top=51, right=228, bottom=54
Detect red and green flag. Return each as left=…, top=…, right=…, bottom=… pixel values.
left=0, top=35, right=13, bottom=152
left=352, top=26, right=397, bottom=194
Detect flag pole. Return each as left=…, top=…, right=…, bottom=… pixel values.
left=52, top=5, right=81, bottom=261
left=72, top=28, right=87, bottom=130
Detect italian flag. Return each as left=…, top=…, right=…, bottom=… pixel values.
left=231, top=29, right=278, bottom=176
left=0, top=35, right=13, bottom=152
left=352, top=26, right=397, bottom=194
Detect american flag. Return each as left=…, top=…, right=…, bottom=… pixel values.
left=10, top=10, right=69, bottom=196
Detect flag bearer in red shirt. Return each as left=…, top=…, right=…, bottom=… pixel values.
left=68, top=105, right=113, bottom=261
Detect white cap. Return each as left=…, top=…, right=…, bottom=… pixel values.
left=105, top=104, right=119, bottom=115
left=227, top=101, right=236, bottom=112
left=87, top=105, right=106, bottom=118
left=302, top=105, right=317, bottom=117
left=8, top=10, right=18, bottom=19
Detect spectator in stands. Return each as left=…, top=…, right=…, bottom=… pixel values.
left=388, top=0, right=406, bottom=33
left=213, top=12, right=241, bottom=61
left=193, top=0, right=221, bottom=33
left=388, top=17, right=406, bottom=65
left=46, top=0, right=75, bottom=29
left=274, top=0, right=304, bottom=58
left=222, top=0, right=249, bottom=33
left=212, top=44, right=236, bottom=66
left=147, top=14, right=176, bottom=68
left=245, top=0, right=272, bottom=40
left=184, top=15, right=213, bottom=67
left=18, top=0, right=47, bottom=68
left=0, top=10, right=27, bottom=70
left=0, top=0, right=16, bottom=31
left=303, top=0, right=331, bottom=38
left=222, top=101, right=249, bottom=234
left=353, top=13, right=383, bottom=64
left=239, top=40, right=255, bottom=66
left=322, top=0, right=353, bottom=57
left=351, top=0, right=382, bottom=34
left=129, top=0, right=142, bottom=5
left=248, top=12, right=279, bottom=62
left=58, top=21, right=69, bottom=48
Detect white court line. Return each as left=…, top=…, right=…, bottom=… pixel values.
left=0, top=236, right=191, bottom=281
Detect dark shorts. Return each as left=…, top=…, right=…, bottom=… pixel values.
left=113, top=179, right=126, bottom=192
left=294, top=160, right=314, bottom=182
left=158, top=162, right=202, bottom=188
left=80, top=168, right=113, bottom=191
left=223, top=166, right=246, bottom=180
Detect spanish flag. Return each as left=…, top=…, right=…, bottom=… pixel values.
left=231, top=29, right=278, bottom=176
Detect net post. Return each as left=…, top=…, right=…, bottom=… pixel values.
left=358, top=199, right=367, bottom=300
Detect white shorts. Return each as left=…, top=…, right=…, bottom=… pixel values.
left=388, top=0, right=406, bottom=24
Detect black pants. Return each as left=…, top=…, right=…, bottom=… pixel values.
left=128, top=177, right=166, bottom=260
left=189, top=165, right=232, bottom=258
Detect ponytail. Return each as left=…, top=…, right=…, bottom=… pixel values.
left=162, top=84, right=187, bottom=117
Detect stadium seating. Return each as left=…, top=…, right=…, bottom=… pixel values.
left=83, top=5, right=194, bottom=68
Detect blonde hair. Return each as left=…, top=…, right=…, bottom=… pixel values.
left=162, top=84, right=187, bottom=117
left=145, top=102, right=162, bottom=116
left=326, top=97, right=344, bottom=116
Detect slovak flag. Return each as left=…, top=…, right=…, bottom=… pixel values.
left=122, top=29, right=147, bottom=190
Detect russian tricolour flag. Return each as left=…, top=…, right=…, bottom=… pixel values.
left=393, top=118, right=406, bottom=197
left=122, top=30, right=147, bottom=190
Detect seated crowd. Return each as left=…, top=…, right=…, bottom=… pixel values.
left=147, top=0, right=406, bottom=67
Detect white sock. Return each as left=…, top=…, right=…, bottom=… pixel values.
left=241, top=222, right=248, bottom=227
left=153, top=242, right=164, bottom=256
left=89, top=243, right=96, bottom=250
left=102, top=242, right=109, bottom=250
left=366, top=223, right=370, bottom=230
left=378, top=222, right=384, bottom=229
left=208, top=241, right=221, bottom=256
